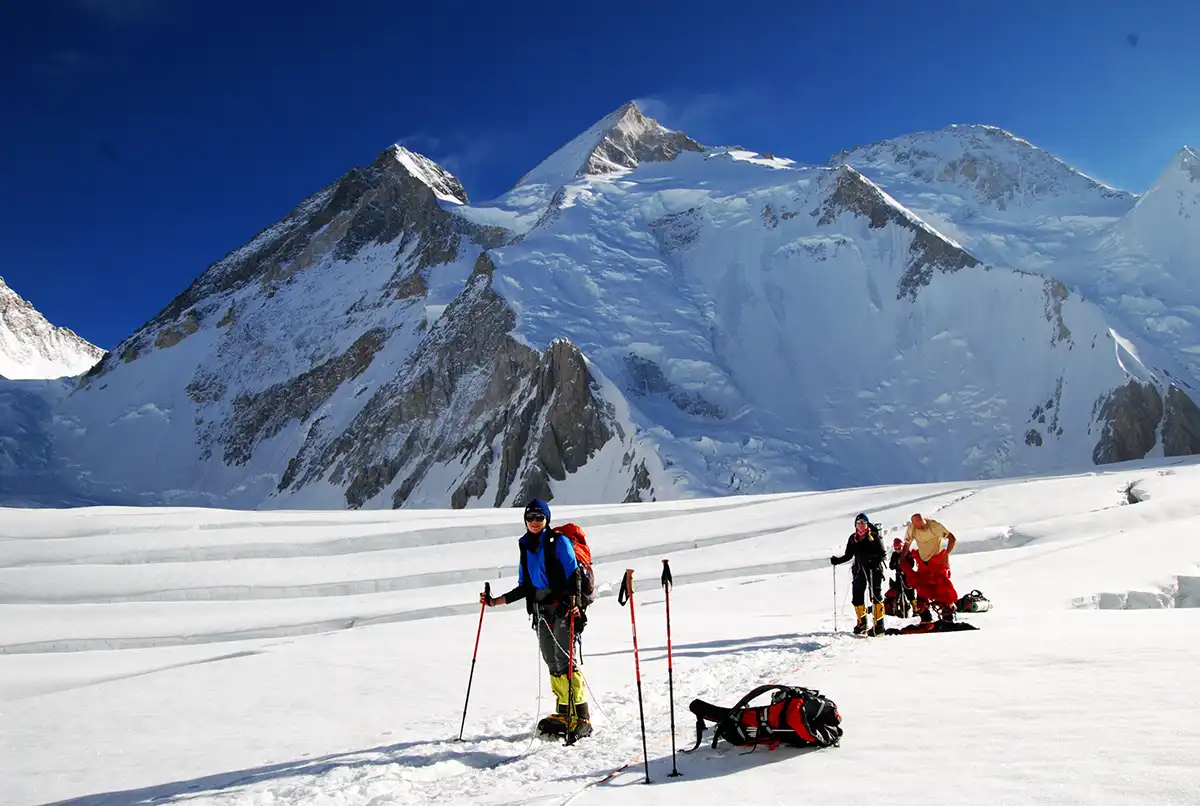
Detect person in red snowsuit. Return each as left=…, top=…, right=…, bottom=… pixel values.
left=902, top=513, right=959, bottom=622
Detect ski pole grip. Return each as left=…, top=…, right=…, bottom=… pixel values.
left=484, top=581, right=491, bottom=601
left=661, top=559, right=673, bottom=588
left=618, top=568, right=634, bottom=606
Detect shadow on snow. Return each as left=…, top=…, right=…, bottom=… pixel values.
left=41, top=732, right=532, bottom=806
left=583, top=632, right=828, bottom=663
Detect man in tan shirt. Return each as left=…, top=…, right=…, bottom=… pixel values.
left=901, top=513, right=960, bottom=622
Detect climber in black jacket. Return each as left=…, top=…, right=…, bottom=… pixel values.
left=831, top=513, right=888, bottom=635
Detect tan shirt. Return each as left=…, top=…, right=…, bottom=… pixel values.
left=906, top=519, right=951, bottom=562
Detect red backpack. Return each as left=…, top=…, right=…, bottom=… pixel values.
left=554, top=523, right=594, bottom=602
left=688, top=684, right=843, bottom=751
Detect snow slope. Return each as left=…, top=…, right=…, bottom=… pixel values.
left=832, top=124, right=1134, bottom=219
left=838, top=130, right=1200, bottom=382
left=484, top=151, right=1182, bottom=492
left=2, top=458, right=1198, bottom=805
left=0, top=277, right=103, bottom=380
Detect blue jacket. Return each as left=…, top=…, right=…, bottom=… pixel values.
left=518, top=526, right=579, bottom=589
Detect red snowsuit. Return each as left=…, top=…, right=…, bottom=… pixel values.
left=910, top=550, right=958, bottom=607
left=903, top=518, right=959, bottom=611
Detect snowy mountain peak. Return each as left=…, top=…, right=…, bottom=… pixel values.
left=1175, top=144, right=1198, bottom=172
left=1159, top=145, right=1200, bottom=187
left=831, top=124, right=1135, bottom=218
left=1111, top=143, right=1200, bottom=261
left=514, top=100, right=705, bottom=188
left=1121, top=144, right=1200, bottom=220
left=96, top=143, right=487, bottom=372
left=383, top=145, right=468, bottom=205
left=0, top=276, right=103, bottom=380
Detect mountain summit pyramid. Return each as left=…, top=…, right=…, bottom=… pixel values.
left=1113, top=145, right=1200, bottom=255
left=0, top=277, right=103, bottom=380
left=5, top=106, right=1200, bottom=509
left=515, top=101, right=705, bottom=188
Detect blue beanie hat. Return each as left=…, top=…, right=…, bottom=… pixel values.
left=524, top=498, right=551, bottom=522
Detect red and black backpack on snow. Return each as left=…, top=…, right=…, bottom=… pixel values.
left=687, top=684, right=842, bottom=752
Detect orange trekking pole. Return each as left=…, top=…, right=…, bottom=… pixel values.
left=566, top=607, right=579, bottom=746
left=619, top=569, right=652, bottom=784
left=458, top=582, right=489, bottom=741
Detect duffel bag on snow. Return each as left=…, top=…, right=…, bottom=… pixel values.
left=956, top=589, right=992, bottom=612
left=687, top=684, right=842, bottom=751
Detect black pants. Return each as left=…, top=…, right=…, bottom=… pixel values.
left=852, top=565, right=883, bottom=607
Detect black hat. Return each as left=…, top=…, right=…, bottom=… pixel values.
left=524, top=498, right=551, bottom=522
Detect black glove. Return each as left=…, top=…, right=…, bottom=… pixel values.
left=829, top=556, right=839, bottom=565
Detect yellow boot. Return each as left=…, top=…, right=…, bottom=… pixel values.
left=871, top=602, right=886, bottom=636
left=853, top=604, right=869, bottom=634
left=538, top=675, right=571, bottom=735
left=568, top=670, right=592, bottom=738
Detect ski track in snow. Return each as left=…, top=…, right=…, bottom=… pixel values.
left=3, top=460, right=1200, bottom=806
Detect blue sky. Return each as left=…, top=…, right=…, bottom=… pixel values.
left=3, top=0, right=1196, bottom=350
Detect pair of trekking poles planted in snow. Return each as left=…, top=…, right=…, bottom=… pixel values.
left=458, top=560, right=681, bottom=784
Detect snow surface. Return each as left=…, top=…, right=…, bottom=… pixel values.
left=0, top=277, right=103, bottom=380
left=3, top=459, right=1199, bottom=805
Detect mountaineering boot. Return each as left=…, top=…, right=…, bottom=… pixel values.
left=538, top=713, right=568, bottom=735
left=871, top=603, right=886, bottom=636
left=853, top=604, right=869, bottom=635
left=917, top=599, right=933, bottom=623
left=539, top=675, right=571, bottom=735
left=938, top=602, right=957, bottom=623
left=566, top=670, right=591, bottom=739
left=538, top=710, right=568, bottom=736
left=568, top=702, right=593, bottom=740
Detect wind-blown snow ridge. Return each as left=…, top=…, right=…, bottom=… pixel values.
left=0, top=277, right=103, bottom=380
left=842, top=166, right=974, bottom=251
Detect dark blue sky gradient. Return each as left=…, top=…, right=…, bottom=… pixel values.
left=2, top=0, right=1196, bottom=349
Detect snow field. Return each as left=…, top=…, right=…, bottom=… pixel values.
left=1, top=458, right=1199, bottom=805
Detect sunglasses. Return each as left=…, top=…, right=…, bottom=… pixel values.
left=525, top=513, right=547, bottom=523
